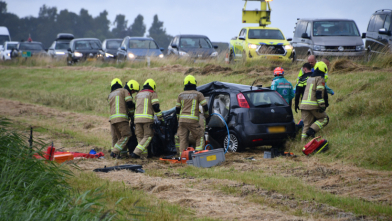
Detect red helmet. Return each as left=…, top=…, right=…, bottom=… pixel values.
left=274, top=67, right=284, bottom=76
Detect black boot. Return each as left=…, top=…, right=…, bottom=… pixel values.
left=110, top=152, right=122, bottom=159
left=130, top=153, right=140, bottom=159
left=306, top=128, right=316, bottom=138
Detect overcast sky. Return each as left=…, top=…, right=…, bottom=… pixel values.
left=5, top=0, right=391, bottom=42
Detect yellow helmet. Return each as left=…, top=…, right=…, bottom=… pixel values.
left=127, top=80, right=140, bottom=91
left=184, top=75, right=197, bottom=86
left=144, top=79, right=156, bottom=90
left=111, top=78, right=123, bottom=87
left=314, top=61, right=328, bottom=73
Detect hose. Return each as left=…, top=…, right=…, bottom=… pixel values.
left=204, top=113, right=230, bottom=154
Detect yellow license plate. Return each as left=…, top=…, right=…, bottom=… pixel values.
left=87, top=58, right=96, bottom=61
left=267, top=56, right=280, bottom=60
left=268, top=126, right=286, bottom=133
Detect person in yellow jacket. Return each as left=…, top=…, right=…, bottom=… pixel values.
left=176, top=75, right=209, bottom=154
left=299, top=62, right=329, bottom=141
left=108, top=78, right=133, bottom=158
left=131, top=79, right=163, bottom=158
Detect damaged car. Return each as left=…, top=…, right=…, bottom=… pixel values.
left=198, top=81, right=296, bottom=152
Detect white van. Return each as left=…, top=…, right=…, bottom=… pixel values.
left=0, top=27, right=11, bottom=50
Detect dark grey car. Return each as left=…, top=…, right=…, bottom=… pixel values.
left=291, top=19, right=365, bottom=59
left=66, top=38, right=102, bottom=65
left=365, top=9, right=392, bottom=59
left=168, top=35, right=218, bottom=59
left=116, top=37, right=164, bottom=62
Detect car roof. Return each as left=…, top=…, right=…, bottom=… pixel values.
left=197, top=81, right=268, bottom=96
left=127, top=37, right=154, bottom=40
left=374, top=9, right=392, bottom=14
left=72, top=38, right=100, bottom=41
left=20, top=41, right=43, bottom=44
left=297, top=18, right=355, bottom=22
left=245, top=27, right=281, bottom=30
left=5, top=41, right=18, bottom=44
left=175, top=34, right=209, bottom=38
left=104, top=38, right=123, bottom=41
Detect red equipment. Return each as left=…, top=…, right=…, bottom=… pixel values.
left=34, top=146, right=104, bottom=163
left=302, top=136, right=328, bottom=156
left=160, top=147, right=210, bottom=164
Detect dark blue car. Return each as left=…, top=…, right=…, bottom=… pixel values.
left=116, top=37, right=164, bottom=62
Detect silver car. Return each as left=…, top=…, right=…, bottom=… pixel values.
left=291, top=19, right=365, bottom=59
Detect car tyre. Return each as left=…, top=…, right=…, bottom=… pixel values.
left=291, top=52, right=296, bottom=63
left=223, top=131, right=243, bottom=152
left=228, top=50, right=234, bottom=64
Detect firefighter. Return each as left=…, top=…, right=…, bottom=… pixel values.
left=299, top=62, right=329, bottom=141
left=124, top=80, right=140, bottom=153
left=131, top=79, right=163, bottom=159
left=108, top=78, right=133, bottom=158
left=176, top=75, right=209, bottom=154
left=271, top=67, right=294, bottom=106
left=294, top=63, right=313, bottom=113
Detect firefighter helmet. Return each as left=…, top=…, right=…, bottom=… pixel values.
left=111, top=78, right=123, bottom=87
left=314, top=61, right=328, bottom=73
left=184, top=75, right=197, bottom=86
left=127, top=80, right=140, bottom=91
left=274, top=67, right=284, bottom=76
left=144, top=79, right=156, bottom=90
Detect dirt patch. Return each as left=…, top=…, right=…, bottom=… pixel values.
left=157, top=64, right=189, bottom=73
left=184, top=64, right=232, bottom=75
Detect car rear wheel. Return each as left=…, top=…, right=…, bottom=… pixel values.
left=223, top=132, right=243, bottom=152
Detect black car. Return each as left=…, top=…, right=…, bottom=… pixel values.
left=48, top=33, right=74, bottom=59
left=12, top=41, right=46, bottom=58
left=365, top=9, right=392, bottom=59
left=99, top=38, right=122, bottom=61
left=168, top=34, right=218, bottom=59
left=198, top=81, right=296, bottom=152
left=67, top=38, right=102, bottom=65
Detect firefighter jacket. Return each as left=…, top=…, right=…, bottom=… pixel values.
left=108, top=88, right=133, bottom=124
left=299, top=71, right=326, bottom=110
left=271, top=76, right=294, bottom=104
left=296, top=68, right=334, bottom=95
left=134, top=89, right=162, bottom=123
left=295, top=71, right=329, bottom=108
left=176, top=90, right=208, bottom=123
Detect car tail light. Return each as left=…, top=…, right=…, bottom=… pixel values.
left=237, top=93, right=250, bottom=108
left=252, top=138, right=263, bottom=142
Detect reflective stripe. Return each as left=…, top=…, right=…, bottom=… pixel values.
left=156, top=112, right=162, bottom=117
left=179, top=115, right=199, bottom=120
left=136, top=136, right=152, bottom=152
left=200, top=100, right=207, bottom=105
left=301, top=134, right=308, bottom=138
left=135, top=114, right=153, bottom=119
left=125, top=96, right=133, bottom=101
left=316, top=141, right=328, bottom=154
left=110, top=114, right=128, bottom=120
left=114, top=137, right=128, bottom=151
left=315, top=121, right=323, bottom=129
left=277, top=86, right=292, bottom=88
left=195, top=136, right=204, bottom=150
left=317, top=99, right=325, bottom=103
left=116, top=96, right=119, bottom=114
left=307, top=84, right=313, bottom=101
left=144, top=98, right=148, bottom=114
left=316, top=86, right=325, bottom=90
left=176, top=102, right=181, bottom=106
left=152, top=99, right=159, bottom=103
left=301, top=101, right=318, bottom=105
left=191, top=99, right=196, bottom=117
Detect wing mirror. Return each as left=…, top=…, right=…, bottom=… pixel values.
left=239, top=36, right=246, bottom=40
left=287, top=38, right=292, bottom=41
left=120, top=46, right=126, bottom=51
left=67, top=48, right=72, bottom=52
left=160, top=47, right=164, bottom=51
left=362, top=33, right=366, bottom=38
left=379, top=28, right=391, bottom=36
left=301, top=33, right=310, bottom=39
left=213, top=45, right=218, bottom=49
left=171, top=44, right=178, bottom=49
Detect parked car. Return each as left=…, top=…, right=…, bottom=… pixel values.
left=66, top=38, right=102, bottom=65
left=229, top=27, right=293, bottom=62
left=198, top=81, right=296, bottom=152
left=12, top=41, right=46, bottom=58
left=99, top=38, right=122, bottom=61
left=117, top=37, right=164, bottom=62
left=47, top=33, right=74, bottom=59
left=167, top=34, right=218, bottom=59
left=0, top=26, right=11, bottom=50
left=0, top=41, right=18, bottom=60
left=365, top=9, right=392, bottom=59
left=291, top=18, right=365, bottom=59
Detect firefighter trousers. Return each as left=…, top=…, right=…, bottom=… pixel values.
left=111, top=121, right=132, bottom=154
left=133, top=123, right=153, bottom=156
left=301, top=109, right=329, bottom=141
left=178, top=122, right=204, bottom=154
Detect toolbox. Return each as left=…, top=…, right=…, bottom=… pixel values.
left=187, top=148, right=225, bottom=168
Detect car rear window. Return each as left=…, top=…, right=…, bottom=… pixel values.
left=244, top=91, right=286, bottom=107
left=19, top=43, right=43, bottom=50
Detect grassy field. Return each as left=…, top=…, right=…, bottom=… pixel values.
left=1, top=55, right=392, bottom=220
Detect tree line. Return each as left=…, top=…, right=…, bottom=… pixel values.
left=0, top=1, right=173, bottom=49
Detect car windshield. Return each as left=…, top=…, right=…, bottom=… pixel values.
left=55, top=42, right=69, bottom=50
left=0, top=35, right=10, bottom=45
left=74, top=40, right=101, bottom=50
left=128, top=40, right=158, bottom=49
left=179, top=37, right=213, bottom=48
left=313, top=21, right=360, bottom=36
left=248, top=29, right=285, bottom=40
left=107, top=40, right=122, bottom=49
left=6, top=43, right=17, bottom=50
left=244, top=91, right=286, bottom=107
left=19, top=43, right=44, bottom=50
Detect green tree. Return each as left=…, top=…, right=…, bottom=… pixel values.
left=0, top=0, right=7, bottom=14
left=112, top=14, right=128, bottom=38
left=129, top=14, right=145, bottom=37
left=148, top=14, right=173, bottom=50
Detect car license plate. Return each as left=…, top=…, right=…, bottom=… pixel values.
left=22, top=51, right=31, bottom=57
left=267, top=56, right=279, bottom=60
left=87, top=58, right=95, bottom=61
left=268, top=126, right=286, bottom=133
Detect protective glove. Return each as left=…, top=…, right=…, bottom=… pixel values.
left=295, top=105, right=299, bottom=113
left=319, top=106, right=326, bottom=113
left=158, top=115, right=164, bottom=122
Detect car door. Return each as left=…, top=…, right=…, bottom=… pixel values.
left=380, top=14, right=391, bottom=51
left=372, top=14, right=387, bottom=53
left=208, top=93, right=231, bottom=147
left=117, top=39, right=127, bottom=60
left=234, top=29, right=247, bottom=59
left=293, top=21, right=308, bottom=57
left=48, top=41, right=55, bottom=57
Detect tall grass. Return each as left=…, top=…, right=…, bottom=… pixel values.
left=0, top=118, right=115, bottom=220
